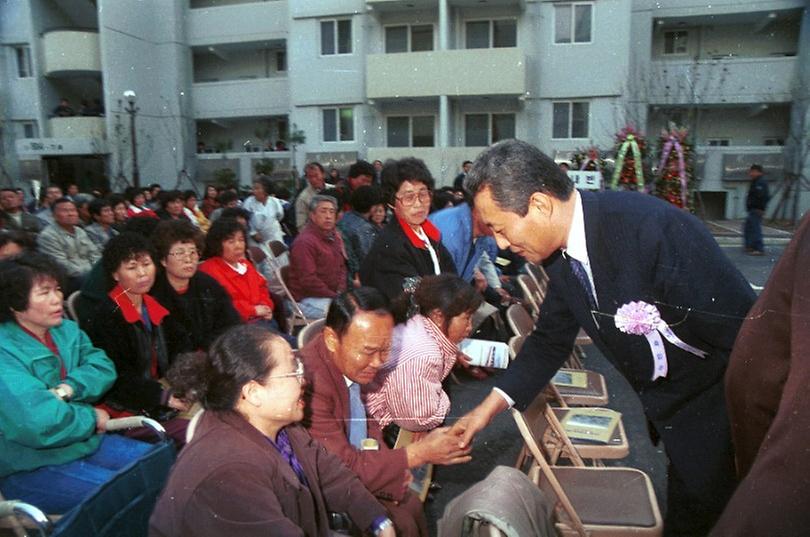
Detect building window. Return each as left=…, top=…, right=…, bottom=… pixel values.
left=707, top=139, right=730, bottom=147
left=763, top=137, right=784, bottom=146
left=321, top=19, right=352, bottom=56
left=465, top=19, right=517, bottom=49
left=385, top=24, right=434, bottom=53
left=554, top=3, right=592, bottom=44
left=663, top=30, right=688, bottom=55
left=14, top=46, right=33, bottom=78
left=552, top=102, right=589, bottom=139
left=14, top=121, right=38, bottom=139
left=323, top=107, right=354, bottom=142
left=387, top=116, right=435, bottom=147
left=465, top=113, right=515, bottom=146
left=276, top=50, right=286, bottom=72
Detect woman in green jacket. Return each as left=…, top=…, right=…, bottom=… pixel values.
left=0, top=252, right=152, bottom=514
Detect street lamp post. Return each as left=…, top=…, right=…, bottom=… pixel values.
left=123, top=90, right=140, bottom=188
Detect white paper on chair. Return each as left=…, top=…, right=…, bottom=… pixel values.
left=458, top=339, right=510, bottom=369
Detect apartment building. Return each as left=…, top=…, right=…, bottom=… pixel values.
left=1, top=0, right=807, bottom=218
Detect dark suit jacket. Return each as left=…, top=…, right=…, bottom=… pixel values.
left=301, top=334, right=411, bottom=502
left=711, top=214, right=810, bottom=536
left=149, top=410, right=385, bottom=537
left=500, top=191, right=755, bottom=503
left=149, top=271, right=241, bottom=360
left=1, top=210, right=42, bottom=233
left=359, top=216, right=456, bottom=302
left=85, top=292, right=170, bottom=415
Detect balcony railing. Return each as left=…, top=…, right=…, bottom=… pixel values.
left=648, top=56, right=797, bottom=105
left=367, top=48, right=526, bottom=99
left=49, top=116, right=106, bottom=139
left=42, top=30, right=101, bottom=76
left=192, top=77, right=290, bottom=119
left=187, top=1, right=286, bottom=46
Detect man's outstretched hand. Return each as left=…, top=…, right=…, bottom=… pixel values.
left=450, top=390, right=511, bottom=448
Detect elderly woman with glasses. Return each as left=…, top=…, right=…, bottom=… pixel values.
left=149, top=220, right=241, bottom=361
left=359, top=158, right=456, bottom=303
left=149, top=325, right=394, bottom=537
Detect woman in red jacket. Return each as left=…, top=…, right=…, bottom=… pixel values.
left=199, top=217, right=296, bottom=346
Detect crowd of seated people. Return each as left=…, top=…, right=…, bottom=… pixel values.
left=0, top=158, right=520, bottom=534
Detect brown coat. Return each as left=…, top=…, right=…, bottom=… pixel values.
left=148, top=410, right=385, bottom=537
left=300, top=335, right=428, bottom=536
left=712, top=214, right=810, bottom=536
left=301, top=335, right=410, bottom=502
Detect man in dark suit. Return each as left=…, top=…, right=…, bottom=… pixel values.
left=453, top=140, right=755, bottom=536
left=301, top=288, right=471, bottom=537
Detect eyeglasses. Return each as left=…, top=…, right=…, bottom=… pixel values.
left=266, top=357, right=305, bottom=381
left=395, top=189, right=432, bottom=207
left=167, top=249, right=200, bottom=259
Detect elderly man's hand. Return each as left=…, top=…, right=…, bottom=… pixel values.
left=405, top=427, right=472, bottom=467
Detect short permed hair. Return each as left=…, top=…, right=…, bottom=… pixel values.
left=204, top=218, right=246, bottom=259
left=151, top=219, right=204, bottom=261
left=0, top=252, right=65, bottom=323
left=101, top=232, right=156, bottom=288
left=380, top=157, right=435, bottom=206
left=465, top=139, right=574, bottom=216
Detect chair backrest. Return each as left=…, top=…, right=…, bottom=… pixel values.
left=65, top=290, right=81, bottom=322
left=297, top=318, right=326, bottom=348
left=512, top=401, right=589, bottom=537
left=276, top=265, right=309, bottom=330
left=268, top=240, right=288, bottom=258
left=525, top=263, right=549, bottom=293
left=508, top=334, right=526, bottom=360
left=516, top=274, right=541, bottom=317
left=506, top=303, right=534, bottom=337
left=247, top=246, right=267, bottom=264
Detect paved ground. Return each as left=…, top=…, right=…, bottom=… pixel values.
left=425, top=228, right=787, bottom=533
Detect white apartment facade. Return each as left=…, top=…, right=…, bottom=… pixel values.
left=1, top=0, right=807, bottom=219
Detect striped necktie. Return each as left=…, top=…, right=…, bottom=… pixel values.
left=568, top=256, right=597, bottom=310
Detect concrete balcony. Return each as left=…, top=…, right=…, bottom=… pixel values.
left=187, top=1, right=287, bottom=46
left=49, top=117, right=106, bottom=139
left=648, top=56, right=798, bottom=105
left=42, top=31, right=101, bottom=76
left=367, top=48, right=526, bottom=99
left=15, top=117, right=108, bottom=157
left=193, top=77, right=290, bottom=119
left=367, top=0, right=528, bottom=9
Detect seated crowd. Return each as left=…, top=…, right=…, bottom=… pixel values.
left=0, top=158, right=512, bottom=536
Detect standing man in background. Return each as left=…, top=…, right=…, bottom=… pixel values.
left=743, top=164, right=769, bottom=256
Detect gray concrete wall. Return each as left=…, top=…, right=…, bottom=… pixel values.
left=99, top=0, right=195, bottom=188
